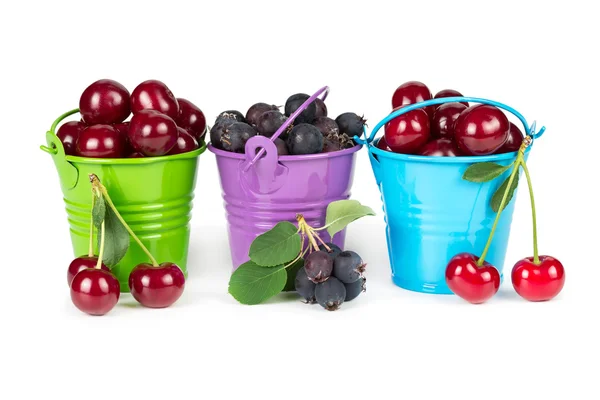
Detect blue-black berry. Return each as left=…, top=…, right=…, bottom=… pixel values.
left=315, top=277, right=346, bottom=311
left=287, top=123, right=323, bottom=155
left=344, top=277, right=366, bottom=301
left=285, top=93, right=317, bottom=124
left=304, top=250, right=333, bottom=283
left=295, top=267, right=316, bottom=304
left=333, top=251, right=365, bottom=284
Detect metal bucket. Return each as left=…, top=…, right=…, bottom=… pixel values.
left=42, top=109, right=205, bottom=292
left=359, top=97, right=543, bottom=294
left=209, top=87, right=361, bottom=269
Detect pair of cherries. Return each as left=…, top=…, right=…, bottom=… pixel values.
left=68, top=257, right=185, bottom=315
left=446, top=253, right=565, bottom=304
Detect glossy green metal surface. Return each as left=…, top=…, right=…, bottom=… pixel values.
left=42, top=109, right=205, bottom=292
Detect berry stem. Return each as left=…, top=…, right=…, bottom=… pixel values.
left=95, top=221, right=105, bottom=269
left=88, top=193, right=95, bottom=258
left=308, top=226, right=331, bottom=252
left=520, top=159, right=540, bottom=264
left=297, top=214, right=319, bottom=252
left=90, top=174, right=159, bottom=267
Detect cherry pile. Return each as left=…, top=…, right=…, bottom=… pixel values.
left=378, top=81, right=524, bottom=157
left=295, top=243, right=366, bottom=311
left=57, top=79, right=206, bottom=158
left=210, top=93, right=365, bottom=155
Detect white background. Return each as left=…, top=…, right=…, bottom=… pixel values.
left=1, top=1, right=598, bottom=399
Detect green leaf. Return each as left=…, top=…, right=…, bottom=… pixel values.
left=99, top=200, right=130, bottom=268
left=462, top=162, right=512, bottom=183
left=325, top=200, right=376, bottom=239
left=491, top=172, right=520, bottom=213
left=283, top=257, right=304, bottom=292
left=249, top=222, right=301, bottom=267
left=228, top=261, right=287, bottom=305
left=92, top=193, right=106, bottom=229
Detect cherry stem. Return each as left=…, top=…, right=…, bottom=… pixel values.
left=476, top=140, right=530, bottom=266
left=520, top=160, right=540, bottom=264
left=95, top=221, right=105, bottom=269
left=90, top=174, right=159, bottom=267
left=88, top=193, right=95, bottom=258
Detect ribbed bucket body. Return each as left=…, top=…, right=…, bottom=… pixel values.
left=368, top=146, right=527, bottom=294
left=210, top=144, right=361, bottom=269
left=44, top=117, right=204, bottom=292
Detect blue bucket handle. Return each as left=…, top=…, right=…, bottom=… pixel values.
left=354, top=96, right=546, bottom=146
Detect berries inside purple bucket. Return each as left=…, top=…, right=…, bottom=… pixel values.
left=209, top=92, right=365, bottom=155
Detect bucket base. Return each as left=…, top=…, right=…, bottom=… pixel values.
left=391, top=274, right=504, bottom=295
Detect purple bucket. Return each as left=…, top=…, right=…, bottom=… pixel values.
left=208, top=86, right=362, bottom=269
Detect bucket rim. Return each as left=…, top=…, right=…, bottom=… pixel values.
left=368, top=137, right=531, bottom=164
left=207, top=142, right=362, bottom=160
left=64, top=142, right=206, bottom=165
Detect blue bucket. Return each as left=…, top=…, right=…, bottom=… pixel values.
left=356, top=97, right=545, bottom=294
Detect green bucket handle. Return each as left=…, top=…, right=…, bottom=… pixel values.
left=41, top=109, right=207, bottom=191
left=41, top=109, right=81, bottom=190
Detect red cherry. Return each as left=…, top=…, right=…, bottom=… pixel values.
left=384, top=108, right=430, bottom=154
left=128, top=262, right=185, bottom=308
left=70, top=268, right=120, bottom=316
left=433, top=89, right=469, bottom=108
left=391, top=81, right=434, bottom=118
left=128, top=152, right=145, bottom=158
left=79, top=79, right=131, bottom=125
left=496, top=122, right=524, bottom=154
left=131, top=80, right=179, bottom=120
left=376, top=136, right=392, bottom=151
left=67, top=256, right=110, bottom=287
left=511, top=256, right=565, bottom=301
left=76, top=124, right=126, bottom=158
left=176, top=98, right=207, bottom=141
left=431, top=103, right=467, bottom=139
left=419, top=138, right=462, bottom=157
left=113, top=121, right=135, bottom=153
left=57, top=121, right=85, bottom=155
left=454, top=104, right=509, bottom=155
left=128, top=110, right=179, bottom=156
left=168, top=128, right=199, bottom=155
left=445, top=253, right=500, bottom=304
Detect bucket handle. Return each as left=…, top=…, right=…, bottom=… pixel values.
left=354, top=96, right=546, bottom=146
left=241, top=86, right=329, bottom=172
left=40, top=109, right=80, bottom=190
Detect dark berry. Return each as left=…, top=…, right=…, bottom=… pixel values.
left=216, top=110, right=246, bottom=124
left=209, top=119, right=236, bottom=150
left=314, top=98, right=328, bottom=118
left=287, top=123, right=323, bottom=155
left=274, top=138, right=289, bottom=155
left=284, top=93, right=317, bottom=124
left=222, top=122, right=257, bottom=153
left=256, top=110, right=288, bottom=138
left=304, top=250, right=333, bottom=283
left=315, top=277, right=346, bottom=311
left=295, top=267, right=316, bottom=304
left=333, top=251, right=366, bottom=284
left=335, top=112, right=366, bottom=138
left=246, top=102, right=279, bottom=127
left=312, top=117, right=339, bottom=137
left=344, top=277, right=366, bottom=301
left=318, top=243, right=341, bottom=259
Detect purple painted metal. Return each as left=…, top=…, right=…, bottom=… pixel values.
left=208, top=86, right=361, bottom=268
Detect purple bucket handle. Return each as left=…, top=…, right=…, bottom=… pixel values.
left=241, top=86, right=330, bottom=173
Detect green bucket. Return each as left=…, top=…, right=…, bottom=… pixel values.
left=41, top=109, right=205, bottom=292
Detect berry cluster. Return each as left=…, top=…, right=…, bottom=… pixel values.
left=378, top=81, right=524, bottom=157
left=295, top=243, right=366, bottom=311
left=57, top=79, right=206, bottom=158
left=210, top=93, right=365, bottom=155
